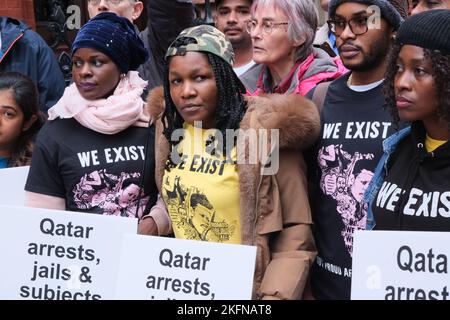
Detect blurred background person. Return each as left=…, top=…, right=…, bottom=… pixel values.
left=0, top=16, right=65, bottom=111
left=411, top=0, right=450, bottom=14
left=87, top=0, right=144, bottom=21
left=214, top=0, right=256, bottom=76
left=313, top=0, right=339, bottom=57
left=193, top=0, right=216, bottom=24
left=0, top=72, right=42, bottom=168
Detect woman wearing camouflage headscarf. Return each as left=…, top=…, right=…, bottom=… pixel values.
left=147, top=25, right=319, bottom=299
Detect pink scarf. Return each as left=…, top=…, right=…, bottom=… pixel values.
left=48, top=71, right=151, bottom=134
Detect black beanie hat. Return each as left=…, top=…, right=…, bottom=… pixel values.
left=395, top=10, right=450, bottom=55
left=72, top=12, right=149, bottom=73
left=328, top=0, right=406, bottom=30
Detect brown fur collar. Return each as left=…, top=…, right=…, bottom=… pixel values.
left=147, top=86, right=320, bottom=150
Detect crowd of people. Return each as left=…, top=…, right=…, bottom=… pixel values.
left=0, top=0, right=449, bottom=299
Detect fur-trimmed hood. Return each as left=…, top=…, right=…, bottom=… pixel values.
left=147, top=86, right=320, bottom=150
left=147, top=86, right=317, bottom=299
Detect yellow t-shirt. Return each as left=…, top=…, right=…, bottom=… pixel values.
left=162, top=123, right=241, bottom=244
left=425, top=135, right=447, bottom=152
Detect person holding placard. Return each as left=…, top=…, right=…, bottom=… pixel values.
left=0, top=72, right=43, bottom=169
left=24, top=13, right=170, bottom=237
left=147, top=25, right=318, bottom=299
left=364, top=10, right=450, bottom=231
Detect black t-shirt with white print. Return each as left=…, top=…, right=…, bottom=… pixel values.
left=373, top=122, right=450, bottom=231
left=25, top=118, right=157, bottom=218
left=307, top=74, right=398, bottom=300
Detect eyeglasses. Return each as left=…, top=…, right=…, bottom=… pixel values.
left=245, top=20, right=289, bottom=35
left=327, top=17, right=370, bottom=36
left=88, top=0, right=130, bottom=6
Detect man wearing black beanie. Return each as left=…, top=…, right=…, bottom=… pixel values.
left=306, top=0, right=408, bottom=300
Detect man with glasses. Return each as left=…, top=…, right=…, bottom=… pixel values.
left=305, top=0, right=408, bottom=300
left=87, top=0, right=194, bottom=90
left=313, top=0, right=339, bottom=57
left=214, top=0, right=256, bottom=77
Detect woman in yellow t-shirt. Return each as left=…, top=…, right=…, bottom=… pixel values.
left=147, top=24, right=320, bottom=300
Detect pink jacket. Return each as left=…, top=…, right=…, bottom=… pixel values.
left=241, top=48, right=347, bottom=96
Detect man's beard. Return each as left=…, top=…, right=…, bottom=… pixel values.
left=230, top=35, right=253, bottom=51
left=340, top=33, right=390, bottom=72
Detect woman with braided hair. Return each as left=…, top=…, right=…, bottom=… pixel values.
left=364, top=10, right=450, bottom=231
left=147, top=24, right=319, bottom=299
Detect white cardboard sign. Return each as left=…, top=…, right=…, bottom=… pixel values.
left=351, top=230, right=450, bottom=300
left=115, top=235, right=257, bottom=300
left=0, top=205, right=137, bottom=300
left=0, top=166, right=29, bottom=206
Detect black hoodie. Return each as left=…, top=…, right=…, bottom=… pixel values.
left=373, top=121, right=450, bottom=231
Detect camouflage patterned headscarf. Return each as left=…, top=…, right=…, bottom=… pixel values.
left=165, top=25, right=235, bottom=66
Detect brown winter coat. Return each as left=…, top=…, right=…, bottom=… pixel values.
left=147, top=87, right=319, bottom=300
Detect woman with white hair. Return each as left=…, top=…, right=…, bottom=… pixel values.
left=241, top=0, right=346, bottom=96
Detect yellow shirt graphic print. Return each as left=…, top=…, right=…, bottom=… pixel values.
left=162, top=124, right=242, bottom=244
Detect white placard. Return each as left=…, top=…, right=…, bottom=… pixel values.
left=0, top=166, right=29, bottom=206
left=115, top=235, right=257, bottom=300
left=351, top=230, right=450, bottom=300
left=0, top=205, right=137, bottom=300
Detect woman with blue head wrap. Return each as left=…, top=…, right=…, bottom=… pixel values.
left=25, top=12, right=170, bottom=237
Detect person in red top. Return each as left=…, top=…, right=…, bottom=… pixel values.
left=240, top=0, right=346, bottom=96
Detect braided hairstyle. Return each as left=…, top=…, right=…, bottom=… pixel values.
left=384, top=45, right=450, bottom=128
left=162, top=37, right=247, bottom=157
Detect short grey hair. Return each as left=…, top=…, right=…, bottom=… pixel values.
left=251, top=0, right=318, bottom=62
